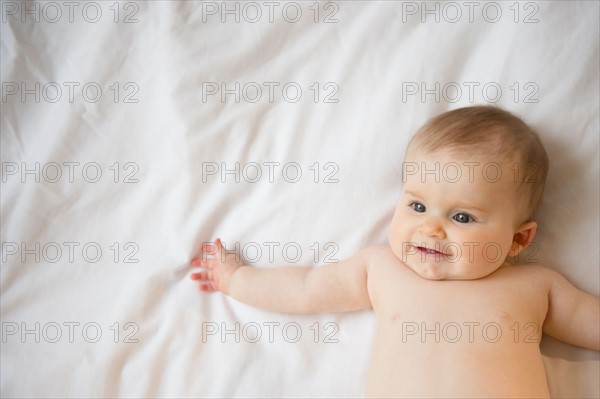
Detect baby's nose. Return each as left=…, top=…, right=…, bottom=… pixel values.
left=418, top=218, right=447, bottom=239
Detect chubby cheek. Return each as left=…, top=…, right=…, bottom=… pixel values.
left=459, top=230, right=513, bottom=269
left=388, top=209, right=409, bottom=259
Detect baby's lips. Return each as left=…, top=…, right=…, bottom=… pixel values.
left=416, top=245, right=452, bottom=257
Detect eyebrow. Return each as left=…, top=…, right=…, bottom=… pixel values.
left=453, top=202, right=489, bottom=214
left=404, top=189, right=422, bottom=199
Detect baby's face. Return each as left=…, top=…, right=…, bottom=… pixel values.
left=389, top=148, right=527, bottom=280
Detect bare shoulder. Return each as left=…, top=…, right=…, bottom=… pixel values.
left=501, top=262, right=563, bottom=279
left=515, top=263, right=597, bottom=298
left=357, top=245, right=411, bottom=283
left=358, top=245, right=400, bottom=267
left=496, top=262, right=565, bottom=290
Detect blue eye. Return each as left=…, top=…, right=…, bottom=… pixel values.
left=453, top=213, right=471, bottom=223
left=411, top=202, right=426, bottom=213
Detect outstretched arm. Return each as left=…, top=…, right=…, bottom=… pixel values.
left=190, top=238, right=372, bottom=314
left=543, top=269, right=600, bottom=351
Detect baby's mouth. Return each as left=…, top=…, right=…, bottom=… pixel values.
left=415, top=246, right=451, bottom=257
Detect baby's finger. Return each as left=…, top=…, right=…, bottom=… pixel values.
left=191, top=258, right=202, bottom=267
left=199, top=282, right=217, bottom=292
left=191, top=257, right=212, bottom=268
left=215, top=237, right=228, bottom=258
left=190, top=270, right=213, bottom=281
left=190, top=272, right=202, bottom=280
left=201, top=240, right=222, bottom=262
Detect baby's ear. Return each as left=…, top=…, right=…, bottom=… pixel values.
left=508, top=221, right=537, bottom=257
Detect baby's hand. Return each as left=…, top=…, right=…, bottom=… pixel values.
left=190, top=238, right=244, bottom=294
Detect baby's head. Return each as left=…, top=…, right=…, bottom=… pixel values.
left=407, top=106, right=549, bottom=223
left=389, top=106, right=549, bottom=280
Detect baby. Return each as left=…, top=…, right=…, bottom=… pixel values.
left=190, top=106, right=600, bottom=398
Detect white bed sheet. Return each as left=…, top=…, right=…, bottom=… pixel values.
left=1, top=1, right=599, bottom=397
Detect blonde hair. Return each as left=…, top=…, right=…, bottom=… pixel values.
left=406, top=106, right=549, bottom=223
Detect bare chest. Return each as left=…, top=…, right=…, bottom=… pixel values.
left=365, top=261, right=552, bottom=397
left=368, top=261, right=550, bottom=343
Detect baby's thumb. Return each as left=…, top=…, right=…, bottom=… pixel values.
left=214, top=238, right=229, bottom=260
left=215, top=237, right=224, bottom=252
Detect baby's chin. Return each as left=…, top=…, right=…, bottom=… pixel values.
left=408, top=264, right=451, bottom=281
left=405, top=260, right=498, bottom=281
